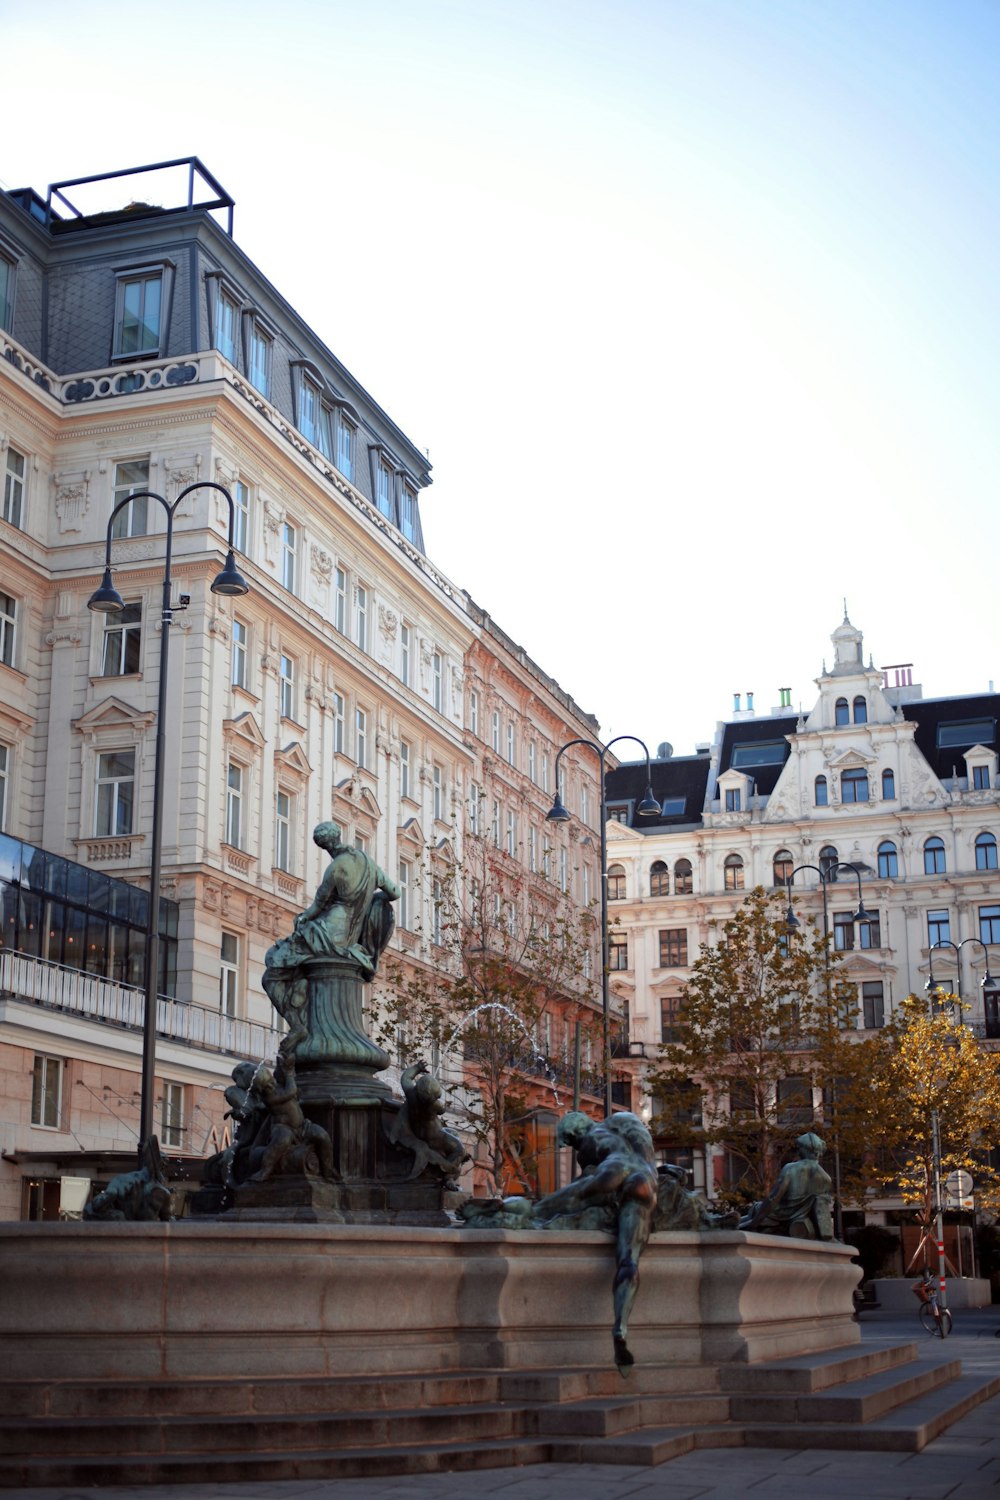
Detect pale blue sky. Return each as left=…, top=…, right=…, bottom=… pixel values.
left=4, top=0, right=998, bottom=752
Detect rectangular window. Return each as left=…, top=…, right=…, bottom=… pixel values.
left=220, top=931, right=239, bottom=1017
left=333, top=693, right=345, bottom=754
left=95, top=750, right=135, bottom=836
left=247, top=321, right=271, bottom=398
left=973, top=765, right=991, bottom=790
left=231, top=618, right=248, bottom=690
left=609, top=932, right=629, bottom=971
left=334, top=567, right=347, bottom=634
left=432, top=879, right=443, bottom=946
left=281, top=522, right=296, bottom=593
left=101, top=602, right=142, bottom=676
left=862, top=981, right=885, bottom=1030
left=833, top=913, right=854, bottom=951
left=469, top=781, right=480, bottom=834
left=214, top=287, right=239, bottom=362
left=31, top=1054, right=62, bottom=1128
left=400, top=740, right=411, bottom=800
left=233, top=479, right=250, bottom=556
left=725, top=788, right=741, bottom=812
left=226, top=762, right=244, bottom=848
left=0, top=253, right=14, bottom=331
left=3, top=446, right=25, bottom=528
left=0, top=743, right=8, bottom=831
left=529, top=824, right=537, bottom=872
left=491, top=711, right=500, bottom=753
left=432, top=651, right=443, bottom=712
left=400, top=623, right=411, bottom=686
left=376, top=462, right=394, bottom=520
left=841, top=768, right=869, bottom=803
left=528, top=742, right=536, bottom=784
left=356, top=585, right=368, bottom=652
left=506, top=810, right=517, bottom=857
left=559, top=847, right=568, bottom=893
left=659, top=928, right=688, bottom=967
left=398, top=860, right=411, bottom=929
left=161, top=1081, right=184, bottom=1149
left=114, top=271, right=162, bottom=357
left=541, top=753, right=550, bottom=794
left=279, top=653, right=295, bottom=720
left=111, top=459, right=150, bottom=539
left=299, top=377, right=321, bottom=449
left=660, top=995, right=684, bottom=1044
left=506, top=722, right=515, bottom=766
left=336, top=417, right=355, bottom=482
left=581, top=785, right=590, bottom=824
left=355, top=707, right=368, bottom=768
left=433, top=764, right=444, bottom=822
left=399, top=482, right=417, bottom=541
left=928, top=909, right=951, bottom=948
left=980, top=905, right=1000, bottom=946
left=275, top=788, right=292, bottom=870
left=469, top=690, right=479, bottom=736
left=492, top=800, right=501, bottom=847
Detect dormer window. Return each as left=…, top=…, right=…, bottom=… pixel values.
left=246, top=318, right=272, bottom=398
left=113, top=262, right=174, bottom=360
left=725, top=788, right=741, bottom=812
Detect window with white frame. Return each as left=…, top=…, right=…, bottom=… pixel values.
left=0, top=251, right=15, bottom=332
left=231, top=618, right=248, bottom=690
left=398, top=860, right=411, bottom=929
left=161, top=1081, right=185, bottom=1149
left=333, top=693, right=345, bottom=754
left=336, top=414, right=355, bottom=482
left=275, top=788, right=293, bottom=870
left=226, top=761, right=245, bottom=848
left=492, top=800, right=501, bottom=846
left=247, top=320, right=271, bottom=398
left=233, top=479, right=250, bottom=556
left=927, top=909, right=951, bottom=947
left=541, top=752, right=550, bottom=794
left=400, top=740, right=411, bottom=800
left=469, top=780, right=480, bottom=833
left=356, top=585, right=368, bottom=652
left=432, top=878, right=443, bottom=945
left=220, top=931, right=240, bottom=1016
left=542, top=838, right=551, bottom=879
left=491, top=710, right=500, bottom=752
left=400, top=622, right=411, bottom=686
left=279, top=652, right=295, bottom=720
left=113, top=268, right=165, bottom=358
left=469, top=689, right=479, bottom=737
left=433, top=764, right=444, bottom=822
left=861, top=981, right=884, bottom=1029
left=111, top=459, right=150, bottom=539
left=101, top=602, right=142, bottom=676
left=399, top=481, right=417, bottom=541
left=355, top=706, right=368, bottom=768
left=582, top=864, right=590, bottom=904
left=581, top=785, right=589, bottom=824
left=281, top=522, right=297, bottom=593
left=559, top=847, right=568, bottom=893
left=506, top=721, right=515, bottom=765
left=506, top=810, right=517, bottom=857
left=31, top=1054, right=62, bottom=1128
left=298, top=374, right=333, bottom=458
left=3, top=446, right=25, bottom=529
left=609, top=932, right=629, bottom=971
left=214, top=286, right=239, bottom=362
left=334, top=567, right=347, bottom=633
left=432, top=651, right=443, bottom=712
left=376, top=461, right=394, bottom=521
left=528, top=741, right=536, bottom=783
left=95, top=750, right=135, bottom=837
left=529, top=824, right=537, bottom=872
left=974, top=765, right=992, bottom=790
left=0, top=743, right=8, bottom=831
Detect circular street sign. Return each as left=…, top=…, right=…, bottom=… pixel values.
left=945, top=1169, right=974, bottom=1198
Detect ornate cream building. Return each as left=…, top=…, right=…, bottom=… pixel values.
left=0, top=160, right=602, bottom=1218
left=603, top=615, right=1000, bottom=1197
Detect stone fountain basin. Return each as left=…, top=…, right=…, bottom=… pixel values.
left=0, top=1223, right=859, bottom=1381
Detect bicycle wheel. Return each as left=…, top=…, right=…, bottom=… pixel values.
left=938, top=1308, right=953, bottom=1337
left=919, top=1302, right=938, bottom=1335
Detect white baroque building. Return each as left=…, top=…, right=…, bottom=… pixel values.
left=604, top=614, right=1000, bottom=1196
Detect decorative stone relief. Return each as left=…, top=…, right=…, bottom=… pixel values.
left=378, top=605, right=398, bottom=641
left=53, top=472, right=92, bottom=534
left=262, top=498, right=284, bottom=563
left=164, top=454, right=203, bottom=511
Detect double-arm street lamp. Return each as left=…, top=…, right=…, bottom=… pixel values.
left=783, top=860, right=875, bottom=1239
left=88, top=482, right=249, bottom=1163
left=926, top=938, right=997, bottom=1017
left=546, top=736, right=662, bottom=1116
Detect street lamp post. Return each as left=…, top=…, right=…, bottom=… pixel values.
left=546, top=735, right=662, bottom=1117
left=88, top=482, right=249, bottom=1163
left=784, top=860, right=874, bottom=1240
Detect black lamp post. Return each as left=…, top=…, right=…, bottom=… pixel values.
left=926, top=937, right=997, bottom=1019
left=88, top=482, right=248, bottom=1163
left=546, top=735, right=662, bottom=1117
left=783, top=859, right=873, bottom=1239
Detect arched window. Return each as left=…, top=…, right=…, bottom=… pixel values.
left=835, top=698, right=850, bottom=726
left=773, top=849, right=794, bottom=887
left=607, top=864, right=626, bottom=900
left=815, top=775, right=828, bottom=807
left=924, top=837, right=946, bottom=875
left=724, top=853, right=745, bottom=891
left=976, top=832, right=998, bottom=871
left=841, top=768, right=869, bottom=803
left=819, top=845, right=839, bottom=880
left=650, top=860, right=670, bottom=896
left=674, top=858, right=693, bottom=895
left=853, top=696, right=868, bottom=724
left=877, top=840, right=898, bottom=879
left=882, top=768, right=896, bottom=800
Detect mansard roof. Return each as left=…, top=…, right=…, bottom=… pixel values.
left=902, top=693, right=1000, bottom=782
left=715, top=714, right=797, bottom=796
left=605, top=753, right=711, bottom=830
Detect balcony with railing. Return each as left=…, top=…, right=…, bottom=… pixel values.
left=0, top=949, right=280, bottom=1061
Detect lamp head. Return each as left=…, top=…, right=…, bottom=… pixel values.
left=854, top=900, right=875, bottom=925
left=87, top=568, right=125, bottom=614
left=784, top=904, right=800, bottom=935
left=981, top=969, right=998, bottom=993
left=545, top=792, right=570, bottom=823
left=636, top=785, right=660, bottom=819
left=210, top=549, right=250, bottom=597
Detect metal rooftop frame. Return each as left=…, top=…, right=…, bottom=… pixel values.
left=46, top=157, right=234, bottom=235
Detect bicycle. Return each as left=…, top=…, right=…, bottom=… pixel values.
left=913, top=1272, right=952, bottom=1337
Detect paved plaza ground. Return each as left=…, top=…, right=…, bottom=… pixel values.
left=10, top=1305, right=1000, bottom=1500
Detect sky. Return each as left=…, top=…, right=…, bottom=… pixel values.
left=3, top=0, right=999, bottom=758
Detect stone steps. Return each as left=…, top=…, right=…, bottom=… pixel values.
left=2, top=1342, right=996, bottom=1487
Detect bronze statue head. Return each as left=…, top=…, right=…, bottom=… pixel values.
left=313, top=821, right=344, bottom=855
